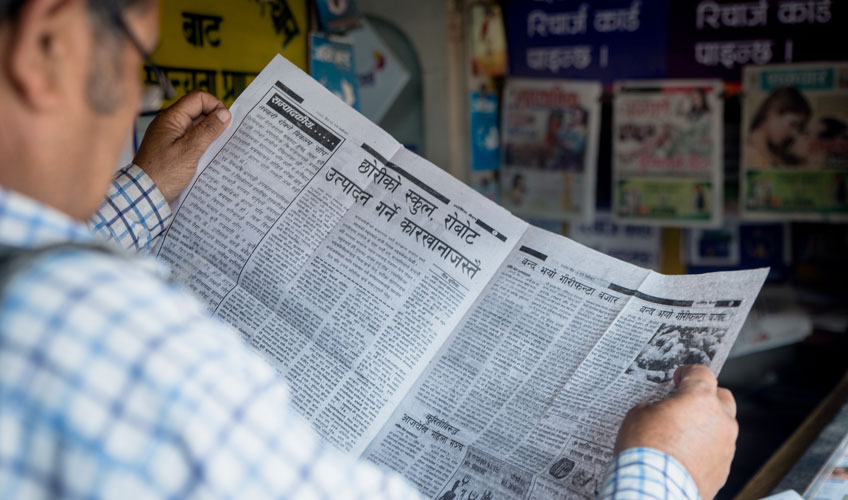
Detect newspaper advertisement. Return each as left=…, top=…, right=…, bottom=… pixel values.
left=501, top=78, right=601, bottom=221
left=155, top=55, right=768, bottom=499
left=613, top=80, right=724, bottom=227
left=741, top=63, right=848, bottom=221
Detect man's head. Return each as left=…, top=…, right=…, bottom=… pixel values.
left=750, top=86, right=812, bottom=158
left=0, top=0, right=158, bottom=220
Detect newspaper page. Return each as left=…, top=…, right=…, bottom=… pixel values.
left=612, top=80, right=724, bottom=227
left=741, top=63, right=848, bottom=222
left=362, top=227, right=767, bottom=499
left=154, top=54, right=768, bottom=499
left=155, top=54, right=528, bottom=454
left=501, top=78, right=601, bottom=221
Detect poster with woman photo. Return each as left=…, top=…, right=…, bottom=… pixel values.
left=612, top=80, right=723, bottom=227
left=741, top=63, right=848, bottom=221
left=501, top=78, right=601, bottom=220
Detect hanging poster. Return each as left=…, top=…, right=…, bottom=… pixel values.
left=470, top=3, right=508, bottom=77
left=568, top=210, right=661, bottom=270
left=741, top=63, right=848, bottom=221
left=348, top=19, right=411, bottom=123
left=469, top=91, right=500, bottom=171
left=687, top=216, right=791, bottom=281
left=309, top=33, right=360, bottom=110
left=504, top=0, right=668, bottom=84
left=148, top=0, right=308, bottom=108
left=314, top=0, right=361, bottom=33
left=667, top=0, right=845, bottom=82
left=612, top=80, right=724, bottom=227
left=501, top=78, right=601, bottom=220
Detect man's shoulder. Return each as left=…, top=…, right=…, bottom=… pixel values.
left=1, top=245, right=181, bottom=314
left=0, top=245, right=236, bottom=353
left=0, top=243, right=285, bottom=416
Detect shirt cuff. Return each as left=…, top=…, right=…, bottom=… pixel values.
left=88, top=164, right=173, bottom=251
left=598, top=447, right=701, bottom=500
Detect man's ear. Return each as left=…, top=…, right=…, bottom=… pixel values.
left=4, top=0, right=84, bottom=111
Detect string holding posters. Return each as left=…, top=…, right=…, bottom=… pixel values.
left=501, top=78, right=601, bottom=221
left=612, top=80, right=724, bottom=227
left=741, top=62, right=848, bottom=221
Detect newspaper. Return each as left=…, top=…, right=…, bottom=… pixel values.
left=154, top=55, right=769, bottom=500
left=500, top=77, right=601, bottom=221
left=612, top=80, right=724, bottom=227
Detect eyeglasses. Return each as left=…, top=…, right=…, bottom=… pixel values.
left=105, top=3, right=175, bottom=113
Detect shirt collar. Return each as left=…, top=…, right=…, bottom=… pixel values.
left=0, top=186, right=93, bottom=248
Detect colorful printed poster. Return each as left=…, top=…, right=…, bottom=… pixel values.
left=470, top=3, right=508, bottom=77
left=741, top=63, right=848, bottom=221
left=613, top=80, right=724, bottom=227
left=309, top=33, right=359, bottom=110
left=469, top=91, right=500, bottom=171
left=568, top=210, right=661, bottom=270
left=348, top=19, right=410, bottom=123
left=315, top=0, right=361, bottom=33
left=667, top=0, right=846, bottom=82
left=501, top=78, right=602, bottom=220
left=149, top=0, right=308, bottom=107
left=504, top=0, right=668, bottom=83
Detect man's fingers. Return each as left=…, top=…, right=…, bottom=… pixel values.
left=674, top=364, right=718, bottom=393
left=716, top=387, right=737, bottom=418
left=164, top=90, right=227, bottom=135
left=180, top=106, right=231, bottom=155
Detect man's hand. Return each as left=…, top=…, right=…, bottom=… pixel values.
left=615, top=364, right=738, bottom=500
left=133, top=90, right=231, bottom=203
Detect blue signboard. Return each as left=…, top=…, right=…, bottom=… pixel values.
left=504, top=0, right=668, bottom=83
left=667, top=0, right=846, bottom=82
left=309, top=33, right=360, bottom=111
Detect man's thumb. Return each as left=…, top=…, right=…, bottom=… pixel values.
left=182, top=106, right=231, bottom=154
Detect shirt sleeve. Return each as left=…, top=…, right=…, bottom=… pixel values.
left=598, top=447, right=701, bottom=500
left=88, top=164, right=172, bottom=252
left=0, top=250, right=424, bottom=500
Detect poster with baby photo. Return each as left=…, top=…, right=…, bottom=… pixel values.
left=741, top=62, right=848, bottom=221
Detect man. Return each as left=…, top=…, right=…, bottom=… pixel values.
left=0, top=0, right=738, bottom=498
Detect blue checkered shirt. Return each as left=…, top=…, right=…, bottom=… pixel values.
left=0, top=164, right=700, bottom=499
left=600, top=448, right=701, bottom=500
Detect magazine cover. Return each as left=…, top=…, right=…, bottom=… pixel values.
left=741, top=62, right=848, bottom=221
left=501, top=78, right=601, bottom=220
left=612, top=80, right=723, bottom=227
left=470, top=91, right=501, bottom=172
left=315, top=0, right=361, bottom=33
left=309, top=33, right=360, bottom=110
left=469, top=2, right=507, bottom=77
